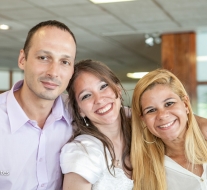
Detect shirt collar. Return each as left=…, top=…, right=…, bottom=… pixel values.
left=7, top=80, right=29, bottom=133
left=7, top=80, right=71, bottom=133
left=50, top=93, right=71, bottom=125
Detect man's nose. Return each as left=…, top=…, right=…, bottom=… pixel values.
left=46, top=62, right=59, bottom=78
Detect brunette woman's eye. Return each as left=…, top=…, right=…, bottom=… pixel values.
left=100, top=83, right=108, bottom=90
left=81, top=94, right=91, bottom=100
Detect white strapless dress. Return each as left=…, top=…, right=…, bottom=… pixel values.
left=60, top=134, right=133, bottom=190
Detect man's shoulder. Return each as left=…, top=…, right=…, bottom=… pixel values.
left=0, top=91, right=9, bottom=117
left=0, top=91, right=9, bottom=105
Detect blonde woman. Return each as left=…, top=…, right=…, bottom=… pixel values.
left=131, top=69, right=207, bottom=190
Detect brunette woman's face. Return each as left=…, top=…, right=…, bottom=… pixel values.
left=74, top=72, right=121, bottom=128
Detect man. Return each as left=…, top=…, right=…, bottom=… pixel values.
left=0, top=20, right=76, bottom=190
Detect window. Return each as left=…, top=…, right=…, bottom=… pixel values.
left=0, top=70, right=24, bottom=93
left=196, top=32, right=207, bottom=117
left=0, top=70, right=10, bottom=91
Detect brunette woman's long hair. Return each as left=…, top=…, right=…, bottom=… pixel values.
left=66, top=59, right=132, bottom=174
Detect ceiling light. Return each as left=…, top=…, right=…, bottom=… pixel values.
left=154, top=37, right=161, bottom=44
left=197, top=56, right=207, bottom=62
left=145, top=37, right=154, bottom=46
left=0, top=24, right=9, bottom=30
left=127, top=72, right=148, bottom=79
left=90, top=0, right=135, bottom=3
left=145, top=33, right=161, bottom=47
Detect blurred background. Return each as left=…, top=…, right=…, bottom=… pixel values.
left=0, top=0, right=206, bottom=116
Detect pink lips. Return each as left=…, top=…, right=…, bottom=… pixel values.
left=41, top=81, right=59, bottom=90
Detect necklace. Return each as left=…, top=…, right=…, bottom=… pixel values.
left=185, top=159, right=197, bottom=171
left=184, top=159, right=204, bottom=177
left=116, top=159, right=121, bottom=167
left=112, top=158, right=122, bottom=167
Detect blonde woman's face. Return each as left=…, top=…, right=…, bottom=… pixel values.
left=140, top=84, right=189, bottom=143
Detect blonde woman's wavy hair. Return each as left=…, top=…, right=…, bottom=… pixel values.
left=131, top=69, right=207, bottom=190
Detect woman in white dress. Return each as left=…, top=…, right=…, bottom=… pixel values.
left=131, top=69, right=207, bottom=190
left=60, top=59, right=133, bottom=190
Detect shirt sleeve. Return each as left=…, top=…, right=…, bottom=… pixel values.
left=60, top=135, right=107, bottom=184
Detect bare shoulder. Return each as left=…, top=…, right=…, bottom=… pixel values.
left=63, top=173, right=91, bottom=190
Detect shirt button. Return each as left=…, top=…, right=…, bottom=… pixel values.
left=41, top=184, right=45, bottom=187
left=39, top=158, right=43, bottom=162
left=200, top=178, right=204, bottom=182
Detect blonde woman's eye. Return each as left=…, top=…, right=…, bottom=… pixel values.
left=165, top=102, right=174, bottom=107
left=146, top=108, right=156, bottom=114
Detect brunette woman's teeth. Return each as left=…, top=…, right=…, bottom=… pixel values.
left=96, top=104, right=112, bottom=113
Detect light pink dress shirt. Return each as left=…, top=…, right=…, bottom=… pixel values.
left=0, top=80, right=73, bottom=190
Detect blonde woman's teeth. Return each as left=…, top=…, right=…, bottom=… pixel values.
left=159, top=121, right=174, bottom=128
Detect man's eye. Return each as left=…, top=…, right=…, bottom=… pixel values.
left=39, top=56, right=47, bottom=60
left=100, top=83, right=108, bottom=90
left=81, top=94, right=91, bottom=100
left=62, top=60, right=71, bottom=65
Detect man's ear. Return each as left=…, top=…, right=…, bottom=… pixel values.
left=18, top=49, right=26, bottom=70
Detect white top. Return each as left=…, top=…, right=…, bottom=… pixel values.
left=60, top=135, right=133, bottom=190
left=165, top=155, right=207, bottom=190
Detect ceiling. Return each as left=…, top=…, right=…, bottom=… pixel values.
left=0, top=0, right=207, bottom=82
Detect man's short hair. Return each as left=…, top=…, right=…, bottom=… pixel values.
left=23, top=20, right=76, bottom=59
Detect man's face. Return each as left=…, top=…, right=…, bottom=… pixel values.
left=18, top=26, right=76, bottom=100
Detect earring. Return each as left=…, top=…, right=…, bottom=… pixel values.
left=142, top=127, right=157, bottom=144
left=83, top=117, right=89, bottom=127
